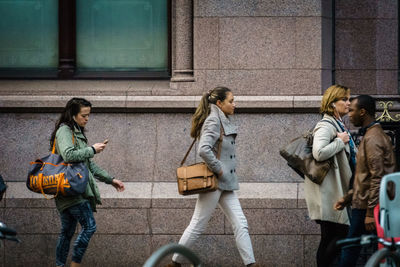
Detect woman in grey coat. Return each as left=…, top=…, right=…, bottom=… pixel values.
left=167, top=87, right=259, bottom=267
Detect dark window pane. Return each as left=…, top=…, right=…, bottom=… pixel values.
left=76, top=0, right=168, bottom=72
left=0, top=0, right=58, bottom=68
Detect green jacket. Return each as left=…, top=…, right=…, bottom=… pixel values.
left=55, top=124, right=113, bottom=212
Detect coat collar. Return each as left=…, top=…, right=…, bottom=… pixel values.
left=210, top=104, right=237, bottom=135
left=322, top=114, right=342, bottom=131
left=322, top=114, right=350, bottom=154
left=71, top=123, right=87, bottom=141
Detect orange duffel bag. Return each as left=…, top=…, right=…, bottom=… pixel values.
left=27, top=137, right=89, bottom=199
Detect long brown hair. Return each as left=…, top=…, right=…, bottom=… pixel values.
left=50, top=98, right=92, bottom=150
left=190, top=87, right=231, bottom=139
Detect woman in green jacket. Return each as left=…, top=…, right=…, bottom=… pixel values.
left=51, top=98, right=125, bottom=267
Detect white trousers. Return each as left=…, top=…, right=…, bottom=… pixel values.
left=172, top=189, right=255, bottom=265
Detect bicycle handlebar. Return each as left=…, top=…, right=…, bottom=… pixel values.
left=0, top=223, right=17, bottom=236
left=0, top=222, right=20, bottom=243
left=0, top=232, right=20, bottom=243
left=336, top=236, right=362, bottom=247
left=337, top=234, right=400, bottom=250
left=337, top=235, right=378, bottom=248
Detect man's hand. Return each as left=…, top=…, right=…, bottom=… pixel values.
left=365, top=216, right=376, bottom=232
left=334, top=197, right=346, bottom=210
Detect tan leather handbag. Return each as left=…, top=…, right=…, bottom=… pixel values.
left=177, top=129, right=223, bottom=195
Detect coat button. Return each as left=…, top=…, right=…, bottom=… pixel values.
left=234, top=155, right=236, bottom=158
left=234, top=169, right=236, bottom=173
left=230, top=170, right=233, bottom=173
left=230, top=155, right=233, bottom=159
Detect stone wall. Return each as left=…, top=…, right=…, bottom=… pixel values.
left=0, top=0, right=398, bottom=266
left=335, top=0, right=398, bottom=94
left=2, top=182, right=317, bottom=267
left=0, top=112, right=320, bottom=267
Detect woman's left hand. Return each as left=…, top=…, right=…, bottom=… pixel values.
left=111, top=179, right=125, bottom=192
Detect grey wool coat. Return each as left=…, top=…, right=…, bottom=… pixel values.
left=304, top=114, right=354, bottom=225
left=198, top=104, right=239, bottom=191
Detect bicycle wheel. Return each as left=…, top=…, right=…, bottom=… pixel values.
left=365, top=248, right=400, bottom=267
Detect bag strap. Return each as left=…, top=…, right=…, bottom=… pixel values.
left=320, top=119, right=341, bottom=132
left=37, top=173, right=63, bottom=200
left=51, top=132, right=75, bottom=154
left=180, top=125, right=224, bottom=166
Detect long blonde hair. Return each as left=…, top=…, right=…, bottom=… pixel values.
left=190, top=87, right=231, bottom=139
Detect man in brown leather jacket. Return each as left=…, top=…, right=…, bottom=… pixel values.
left=334, top=95, right=396, bottom=267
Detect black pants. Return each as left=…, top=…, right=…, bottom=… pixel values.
left=316, top=220, right=349, bottom=267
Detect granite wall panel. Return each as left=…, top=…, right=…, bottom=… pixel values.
left=194, top=18, right=219, bottom=70
left=122, top=114, right=158, bottom=181
left=376, top=19, right=398, bottom=69
left=335, top=0, right=398, bottom=94
left=153, top=113, right=195, bottom=182
left=85, top=113, right=133, bottom=181
left=336, top=19, right=397, bottom=70
left=150, top=208, right=225, bottom=234
left=335, top=20, right=378, bottom=70
left=295, top=17, right=323, bottom=69
left=0, top=113, right=323, bottom=184
left=335, top=70, right=398, bottom=95
left=195, top=0, right=325, bottom=17
left=4, top=208, right=59, bottom=234
left=304, top=235, right=320, bottom=267
left=94, top=209, right=149, bottom=234
left=225, top=209, right=319, bottom=235
left=152, top=234, right=305, bottom=266
left=4, top=234, right=58, bottom=267
left=235, top=113, right=320, bottom=182
left=205, top=69, right=323, bottom=95
left=0, top=113, right=56, bottom=182
left=82, top=234, right=152, bottom=266
left=219, top=17, right=296, bottom=69
left=321, top=17, right=333, bottom=70
left=150, top=235, right=182, bottom=266
left=335, top=0, right=397, bottom=19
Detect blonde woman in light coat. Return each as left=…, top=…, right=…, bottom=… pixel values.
left=166, top=87, right=259, bottom=267
left=304, top=85, right=356, bottom=267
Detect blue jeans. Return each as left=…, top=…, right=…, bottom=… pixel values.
left=56, top=201, right=97, bottom=266
left=339, top=209, right=372, bottom=267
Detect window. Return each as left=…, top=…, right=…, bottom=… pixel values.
left=0, top=0, right=170, bottom=78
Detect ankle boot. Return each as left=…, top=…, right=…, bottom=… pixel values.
left=165, top=261, right=181, bottom=267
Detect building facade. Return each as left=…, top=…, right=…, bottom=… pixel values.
left=0, top=0, right=399, bottom=266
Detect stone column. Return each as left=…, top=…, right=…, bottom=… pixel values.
left=171, top=0, right=195, bottom=82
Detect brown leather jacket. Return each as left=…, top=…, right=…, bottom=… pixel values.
left=344, top=123, right=396, bottom=217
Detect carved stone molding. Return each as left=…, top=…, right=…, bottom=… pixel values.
left=170, top=0, right=195, bottom=82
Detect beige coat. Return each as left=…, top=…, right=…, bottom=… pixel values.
left=304, top=114, right=353, bottom=225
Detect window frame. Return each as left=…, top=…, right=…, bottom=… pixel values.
left=0, top=0, right=171, bottom=79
